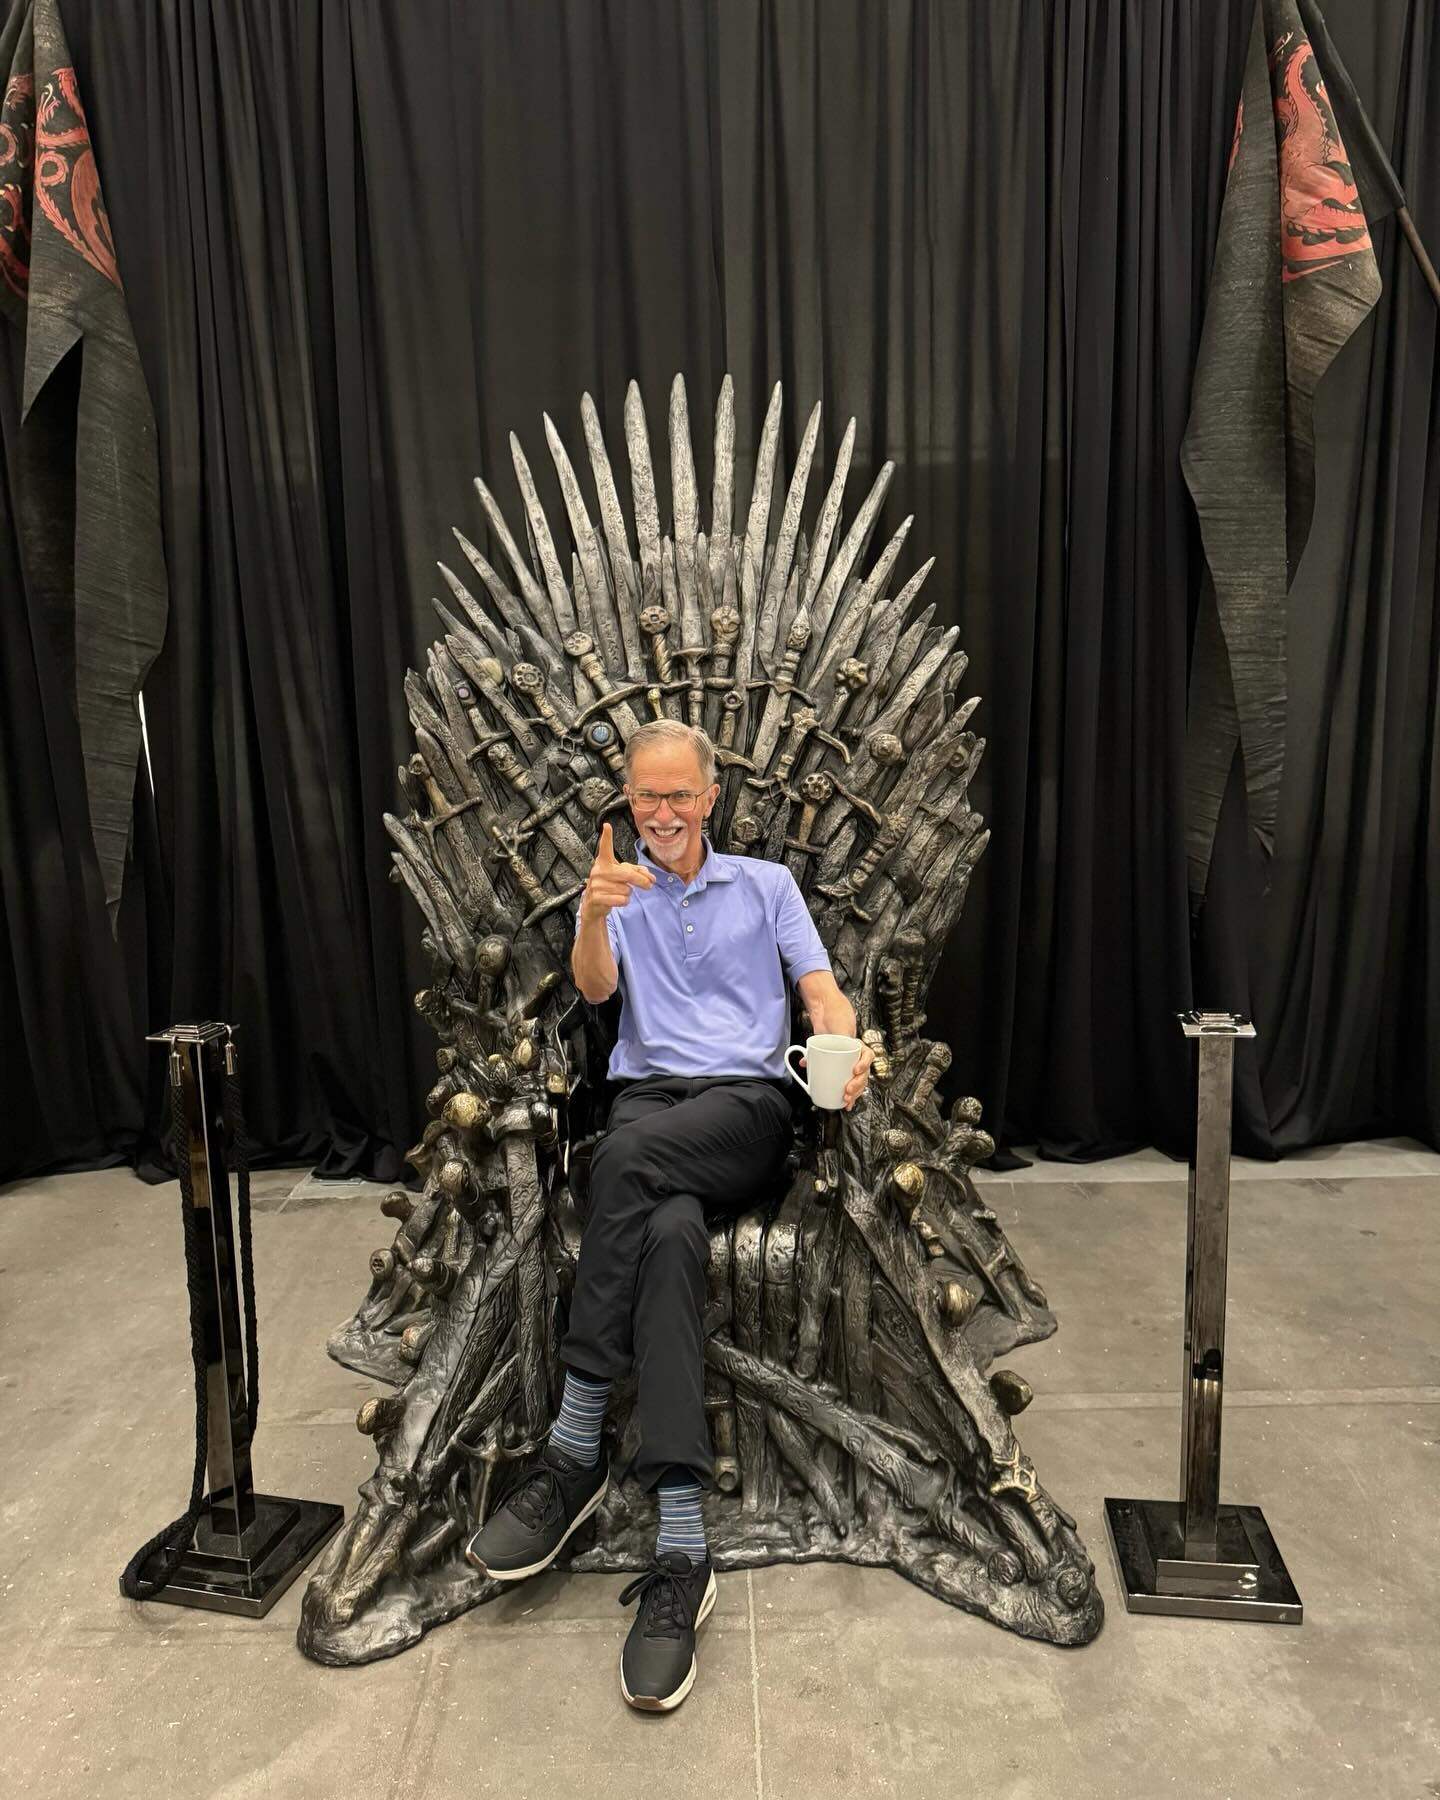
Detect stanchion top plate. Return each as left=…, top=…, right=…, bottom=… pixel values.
left=147, top=1021, right=236, bottom=1046
left=1178, top=1010, right=1257, bottom=1039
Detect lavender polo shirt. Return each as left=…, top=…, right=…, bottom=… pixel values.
left=576, top=839, right=831, bottom=1081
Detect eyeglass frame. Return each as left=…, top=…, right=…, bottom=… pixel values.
left=623, top=782, right=719, bottom=815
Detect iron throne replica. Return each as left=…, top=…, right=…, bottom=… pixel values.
left=298, top=374, right=1104, bottom=1665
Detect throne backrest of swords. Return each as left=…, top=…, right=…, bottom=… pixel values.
left=387, top=373, right=989, bottom=1170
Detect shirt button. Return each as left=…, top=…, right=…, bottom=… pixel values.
left=682, top=899, right=689, bottom=908
left=686, top=925, right=694, bottom=933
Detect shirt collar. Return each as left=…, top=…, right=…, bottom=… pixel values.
left=636, top=835, right=737, bottom=889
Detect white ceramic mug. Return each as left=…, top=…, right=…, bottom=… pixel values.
left=784, top=1033, right=863, bottom=1110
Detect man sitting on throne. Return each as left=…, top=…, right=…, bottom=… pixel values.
left=464, top=720, right=872, bottom=1712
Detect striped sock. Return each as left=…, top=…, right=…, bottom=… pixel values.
left=549, top=1369, right=611, bottom=1466
left=656, top=1473, right=707, bottom=1562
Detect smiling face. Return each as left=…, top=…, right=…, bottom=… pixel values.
left=625, top=741, right=719, bottom=877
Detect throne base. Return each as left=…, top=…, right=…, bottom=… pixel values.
left=299, top=1486, right=1102, bottom=1666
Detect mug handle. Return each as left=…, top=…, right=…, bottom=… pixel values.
left=784, top=1043, right=813, bottom=1099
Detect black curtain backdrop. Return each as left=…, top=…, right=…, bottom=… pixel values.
left=2, top=0, right=1436, bottom=1181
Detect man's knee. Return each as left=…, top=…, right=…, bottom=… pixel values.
left=590, top=1116, right=674, bottom=1203
left=642, top=1198, right=710, bottom=1264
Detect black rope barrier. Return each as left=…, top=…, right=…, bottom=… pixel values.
left=224, top=1047, right=260, bottom=1436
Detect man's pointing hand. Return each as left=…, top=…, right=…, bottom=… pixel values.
left=581, top=823, right=656, bottom=920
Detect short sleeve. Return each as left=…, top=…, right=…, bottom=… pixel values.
left=773, top=869, right=831, bottom=983
left=573, top=904, right=623, bottom=964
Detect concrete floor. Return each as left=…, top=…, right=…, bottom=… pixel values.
left=3, top=1141, right=1437, bottom=1799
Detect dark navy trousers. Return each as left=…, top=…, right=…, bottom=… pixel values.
left=560, top=1074, right=793, bottom=1491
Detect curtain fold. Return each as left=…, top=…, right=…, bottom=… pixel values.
left=3, top=0, right=1434, bottom=1181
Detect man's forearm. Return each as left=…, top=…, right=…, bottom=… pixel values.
left=802, top=983, right=856, bottom=1037
left=572, top=911, right=619, bottom=1002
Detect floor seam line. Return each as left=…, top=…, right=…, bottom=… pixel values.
left=1027, top=1388, right=1440, bottom=1413
left=747, top=1568, right=765, bottom=1800
left=384, top=1640, right=435, bottom=1800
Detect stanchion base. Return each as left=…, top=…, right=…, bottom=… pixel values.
left=1103, top=1497, right=1302, bottom=1623
left=144, top=1494, right=345, bottom=1618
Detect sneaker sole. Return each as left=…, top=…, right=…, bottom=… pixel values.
left=620, top=1570, right=718, bottom=1713
left=464, top=1476, right=608, bottom=1583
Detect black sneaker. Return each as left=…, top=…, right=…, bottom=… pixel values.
left=618, top=1551, right=718, bottom=1712
left=464, top=1441, right=608, bottom=1581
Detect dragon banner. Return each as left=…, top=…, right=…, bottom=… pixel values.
left=0, top=0, right=167, bottom=928
left=1181, top=0, right=1403, bottom=904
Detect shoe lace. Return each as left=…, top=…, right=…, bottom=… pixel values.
left=498, top=1465, right=564, bottom=1534
left=618, top=1560, right=698, bottom=1641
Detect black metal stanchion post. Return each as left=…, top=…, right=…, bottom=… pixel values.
left=1104, top=1011, right=1302, bottom=1623
left=137, top=1022, right=344, bottom=1616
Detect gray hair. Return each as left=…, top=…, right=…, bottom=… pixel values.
left=622, top=720, right=717, bottom=786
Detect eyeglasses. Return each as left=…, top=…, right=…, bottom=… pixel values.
left=627, top=787, right=708, bottom=814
